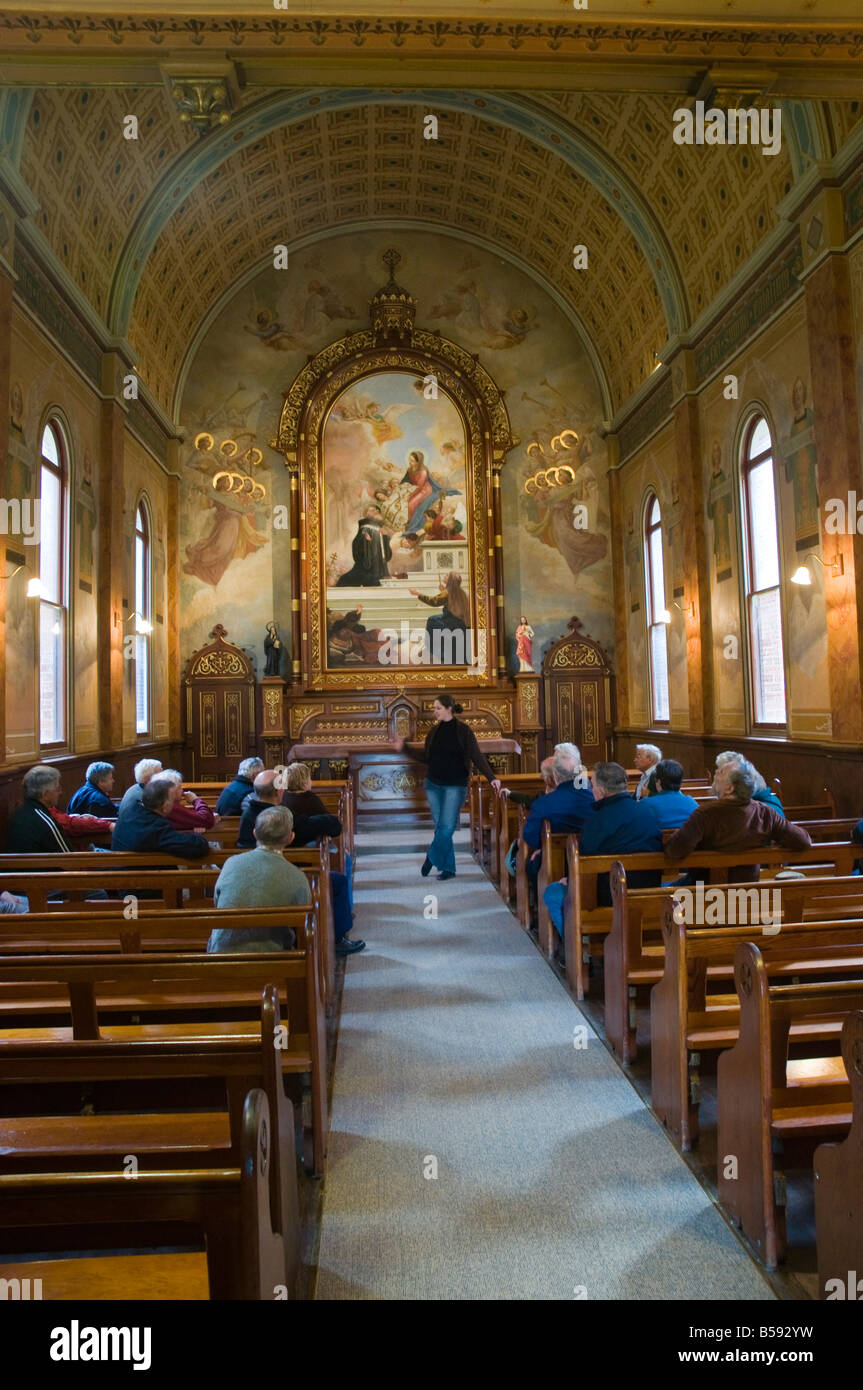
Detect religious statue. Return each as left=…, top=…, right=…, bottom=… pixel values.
left=264, top=622, right=282, bottom=677
left=515, top=617, right=535, bottom=673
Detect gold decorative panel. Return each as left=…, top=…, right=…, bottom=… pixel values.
left=199, top=691, right=216, bottom=757
left=224, top=690, right=242, bottom=756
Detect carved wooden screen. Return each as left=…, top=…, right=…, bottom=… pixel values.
left=542, top=619, right=614, bottom=766
left=182, top=624, right=256, bottom=781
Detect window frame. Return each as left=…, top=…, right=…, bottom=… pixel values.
left=739, top=413, right=789, bottom=731
left=134, top=498, right=152, bottom=739
left=643, top=491, right=670, bottom=726
left=37, top=418, right=69, bottom=751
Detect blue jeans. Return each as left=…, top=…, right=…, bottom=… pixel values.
left=544, top=882, right=567, bottom=938
left=330, top=870, right=352, bottom=941
left=425, top=779, right=468, bottom=875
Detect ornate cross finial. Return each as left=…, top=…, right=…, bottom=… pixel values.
left=382, top=248, right=401, bottom=284
left=211, top=624, right=228, bottom=642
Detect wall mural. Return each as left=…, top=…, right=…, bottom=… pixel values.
left=178, top=230, right=613, bottom=673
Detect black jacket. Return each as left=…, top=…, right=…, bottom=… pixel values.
left=5, top=799, right=73, bottom=854
left=111, top=801, right=209, bottom=859
left=237, top=798, right=341, bottom=850
left=216, top=776, right=256, bottom=817
left=403, top=717, right=497, bottom=783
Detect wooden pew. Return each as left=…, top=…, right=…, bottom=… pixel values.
left=0, top=941, right=328, bottom=1176
left=495, top=777, right=546, bottom=899
left=813, top=1011, right=863, bottom=1300
left=0, top=985, right=299, bottom=1298
left=184, top=778, right=353, bottom=873
left=0, top=1086, right=286, bottom=1300
left=0, top=845, right=337, bottom=1007
left=607, top=864, right=863, bottom=1064
left=718, top=942, right=863, bottom=1268
left=563, top=837, right=857, bottom=1000
left=651, top=899, right=863, bottom=1150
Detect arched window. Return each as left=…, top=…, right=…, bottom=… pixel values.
left=38, top=421, right=68, bottom=747
left=644, top=493, right=670, bottom=723
left=134, top=502, right=151, bottom=736
left=741, top=416, right=787, bottom=726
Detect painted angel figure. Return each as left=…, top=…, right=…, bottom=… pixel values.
left=515, top=617, right=535, bottom=673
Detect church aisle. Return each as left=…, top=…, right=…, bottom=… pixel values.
left=315, top=826, right=775, bottom=1301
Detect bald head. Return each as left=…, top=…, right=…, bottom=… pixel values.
left=253, top=770, right=281, bottom=804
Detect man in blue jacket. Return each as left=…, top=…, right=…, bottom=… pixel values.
left=643, top=759, right=698, bottom=833
left=216, top=758, right=265, bottom=817
left=111, top=777, right=209, bottom=859
left=544, top=761, right=664, bottom=937
left=522, top=746, right=595, bottom=884
left=67, top=762, right=118, bottom=817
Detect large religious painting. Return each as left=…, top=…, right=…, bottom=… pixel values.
left=323, top=372, right=476, bottom=671
left=273, top=251, right=515, bottom=690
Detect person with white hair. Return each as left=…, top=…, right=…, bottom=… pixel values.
left=216, top=757, right=265, bottom=817
left=5, top=765, right=114, bottom=854
left=117, top=758, right=163, bottom=816
left=521, top=746, right=595, bottom=883
left=633, top=743, right=662, bottom=799
left=67, top=761, right=118, bottom=817
left=154, top=769, right=218, bottom=832
left=714, top=751, right=784, bottom=814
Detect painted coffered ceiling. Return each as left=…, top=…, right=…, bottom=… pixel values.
left=4, top=7, right=863, bottom=422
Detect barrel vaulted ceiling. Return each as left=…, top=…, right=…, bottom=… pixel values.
left=6, top=22, right=863, bottom=419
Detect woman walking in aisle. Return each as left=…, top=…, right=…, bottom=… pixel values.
left=394, top=693, right=501, bottom=880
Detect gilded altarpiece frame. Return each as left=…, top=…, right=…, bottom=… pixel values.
left=273, top=328, right=515, bottom=693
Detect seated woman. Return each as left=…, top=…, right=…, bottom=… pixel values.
left=409, top=571, right=470, bottom=665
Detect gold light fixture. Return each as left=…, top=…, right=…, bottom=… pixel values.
left=790, top=552, right=844, bottom=586
left=198, top=434, right=267, bottom=500
left=125, top=611, right=153, bottom=636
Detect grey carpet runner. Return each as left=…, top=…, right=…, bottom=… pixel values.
left=315, top=825, right=775, bottom=1301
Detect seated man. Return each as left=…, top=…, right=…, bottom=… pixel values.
left=543, top=761, right=664, bottom=937
left=5, top=764, right=115, bottom=854
left=246, top=770, right=360, bottom=955
left=67, top=761, right=118, bottom=817
left=216, top=757, right=264, bottom=817
left=522, top=747, right=595, bottom=883
left=117, top=758, right=163, bottom=816
left=241, top=769, right=340, bottom=849
left=632, top=743, right=662, bottom=799
left=504, top=757, right=554, bottom=878
left=206, top=807, right=310, bottom=954
left=665, top=762, right=811, bottom=882
left=644, top=759, right=698, bottom=832
left=155, top=769, right=219, bottom=833
left=0, top=890, right=27, bottom=914
left=111, top=778, right=210, bottom=859
left=715, top=750, right=784, bottom=814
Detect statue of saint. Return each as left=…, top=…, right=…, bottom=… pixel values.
left=264, top=622, right=282, bottom=677
left=515, top=617, right=535, bottom=673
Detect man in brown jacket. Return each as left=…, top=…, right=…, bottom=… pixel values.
left=665, top=762, right=811, bottom=882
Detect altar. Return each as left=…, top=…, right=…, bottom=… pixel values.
left=287, top=739, right=522, bottom=814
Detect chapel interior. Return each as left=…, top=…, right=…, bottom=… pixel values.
left=1, top=0, right=863, bottom=1312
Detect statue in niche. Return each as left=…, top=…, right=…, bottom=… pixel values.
left=515, top=617, right=535, bottom=673
left=264, top=622, right=283, bottom=677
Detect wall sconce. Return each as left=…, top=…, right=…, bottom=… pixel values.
left=790, top=552, right=844, bottom=586
left=125, top=611, right=153, bottom=635
left=673, top=599, right=697, bottom=619
left=2, top=562, right=42, bottom=598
